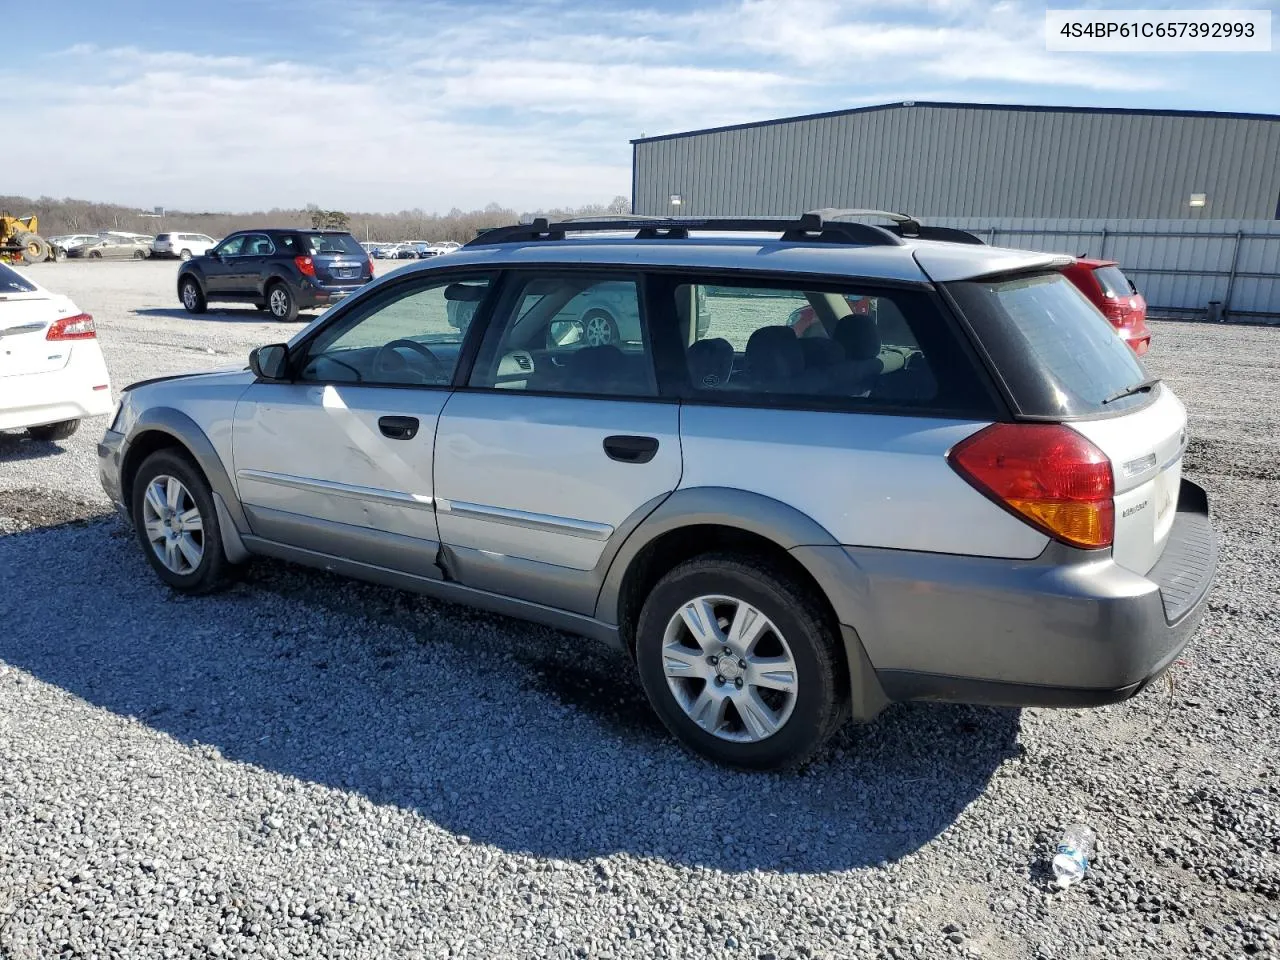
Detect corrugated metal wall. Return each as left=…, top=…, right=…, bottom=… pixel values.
left=633, top=104, right=1280, bottom=221
left=931, top=217, right=1280, bottom=320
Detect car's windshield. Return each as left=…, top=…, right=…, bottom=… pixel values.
left=0, top=263, right=38, bottom=294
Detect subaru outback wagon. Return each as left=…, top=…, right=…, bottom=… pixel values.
left=99, top=211, right=1216, bottom=770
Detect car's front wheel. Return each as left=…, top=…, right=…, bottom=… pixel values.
left=635, top=553, right=846, bottom=770
left=131, top=449, right=234, bottom=593
left=179, top=276, right=206, bottom=314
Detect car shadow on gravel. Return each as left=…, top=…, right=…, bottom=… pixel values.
left=133, top=308, right=318, bottom=324
left=0, top=518, right=1021, bottom=875
left=0, top=431, right=73, bottom=462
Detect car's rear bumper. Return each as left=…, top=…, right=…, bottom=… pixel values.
left=0, top=352, right=115, bottom=431
left=296, top=282, right=366, bottom=308
left=794, top=478, right=1216, bottom=717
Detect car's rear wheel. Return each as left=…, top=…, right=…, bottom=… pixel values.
left=88, top=249, right=103, bottom=260
left=266, top=282, right=299, bottom=322
left=131, top=450, right=233, bottom=593
left=180, top=276, right=206, bottom=314
left=26, top=419, right=79, bottom=442
left=179, top=249, right=192, bottom=261
left=132, top=249, right=147, bottom=260
left=582, top=310, right=619, bottom=347
left=635, top=553, right=846, bottom=770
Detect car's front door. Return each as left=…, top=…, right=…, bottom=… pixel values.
left=432, top=271, right=682, bottom=614
left=232, top=271, right=496, bottom=576
left=203, top=235, right=245, bottom=295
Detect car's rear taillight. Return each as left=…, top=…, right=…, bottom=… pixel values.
left=294, top=255, right=316, bottom=277
left=46, top=313, right=96, bottom=340
left=367, top=257, right=375, bottom=276
left=947, top=423, right=1114, bottom=549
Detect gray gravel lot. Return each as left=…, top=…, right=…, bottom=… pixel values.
left=2, top=260, right=1278, bottom=958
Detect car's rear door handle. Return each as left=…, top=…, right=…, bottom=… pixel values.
left=378, top=415, right=419, bottom=440
left=603, top=435, right=659, bottom=464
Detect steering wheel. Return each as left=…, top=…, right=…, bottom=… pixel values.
left=372, top=339, right=447, bottom=382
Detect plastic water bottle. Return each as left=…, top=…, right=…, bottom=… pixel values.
left=1052, top=823, right=1096, bottom=888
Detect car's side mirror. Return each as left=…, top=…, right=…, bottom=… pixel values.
left=249, top=343, right=290, bottom=381
left=207, top=249, right=220, bottom=260
left=548, top=318, right=584, bottom=347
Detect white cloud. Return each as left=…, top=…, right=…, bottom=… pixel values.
left=6, top=0, right=1179, bottom=212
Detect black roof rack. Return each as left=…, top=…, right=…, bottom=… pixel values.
left=465, top=209, right=984, bottom=248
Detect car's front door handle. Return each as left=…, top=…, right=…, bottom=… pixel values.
left=378, top=415, right=419, bottom=440
left=603, top=435, right=659, bottom=464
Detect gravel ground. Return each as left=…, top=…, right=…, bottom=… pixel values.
left=2, top=261, right=1279, bottom=959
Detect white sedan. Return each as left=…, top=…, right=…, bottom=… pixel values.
left=0, top=262, right=113, bottom=441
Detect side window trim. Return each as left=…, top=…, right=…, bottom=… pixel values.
left=287, top=269, right=499, bottom=390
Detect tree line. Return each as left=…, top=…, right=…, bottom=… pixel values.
left=0, top=194, right=632, bottom=243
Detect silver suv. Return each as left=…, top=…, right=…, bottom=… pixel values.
left=98, top=211, right=1216, bottom=770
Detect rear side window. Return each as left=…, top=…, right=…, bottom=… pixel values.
left=1093, top=265, right=1136, bottom=298
left=664, top=277, right=995, bottom=416
left=298, top=232, right=364, bottom=256
left=948, top=272, right=1148, bottom=417
left=0, top=263, right=38, bottom=293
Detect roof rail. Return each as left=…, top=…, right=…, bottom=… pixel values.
left=806, top=208, right=985, bottom=245
left=464, top=212, right=906, bottom=248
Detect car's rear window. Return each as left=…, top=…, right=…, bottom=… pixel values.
left=1093, top=265, right=1136, bottom=299
left=155, top=234, right=171, bottom=241
left=297, top=232, right=364, bottom=256
left=0, top=263, right=37, bottom=294
left=947, top=271, right=1149, bottom=417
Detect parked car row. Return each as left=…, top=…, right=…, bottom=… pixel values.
left=367, top=241, right=461, bottom=260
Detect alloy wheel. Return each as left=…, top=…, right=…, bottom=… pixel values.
left=182, top=283, right=198, bottom=310
left=269, top=288, right=290, bottom=318
left=141, top=475, right=204, bottom=575
left=584, top=313, right=616, bottom=346
left=661, top=595, right=799, bottom=742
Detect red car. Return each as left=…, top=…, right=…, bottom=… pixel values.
left=1062, top=258, right=1151, bottom=355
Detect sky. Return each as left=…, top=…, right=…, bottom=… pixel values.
left=5, top=0, right=1277, bottom=213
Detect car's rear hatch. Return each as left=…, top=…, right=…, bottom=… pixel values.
left=944, top=269, right=1185, bottom=575
left=298, top=232, right=371, bottom=287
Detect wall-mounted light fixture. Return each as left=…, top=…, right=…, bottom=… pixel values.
left=1189, top=193, right=1207, bottom=208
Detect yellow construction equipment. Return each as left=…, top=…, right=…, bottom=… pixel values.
left=0, top=213, right=53, bottom=264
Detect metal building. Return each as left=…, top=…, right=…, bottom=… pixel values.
left=631, top=101, right=1280, bottom=221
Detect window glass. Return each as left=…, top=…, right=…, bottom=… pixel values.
left=298, top=232, right=364, bottom=256
left=947, top=272, right=1147, bottom=415
left=1093, top=265, right=1136, bottom=298
left=242, top=234, right=275, bottom=256
left=215, top=236, right=245, bottom=257
left=299, top=275, right=492, bottom=386
left=679, top=282, right=940, bottom=404
left=0, top=263, right=37, bottom=293
left=470, top=275, right=655, bottom=397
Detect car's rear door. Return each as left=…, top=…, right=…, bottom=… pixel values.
left=233, top=233, right=276, bottom=297
left=432, top=270, right=681, bottom=613
left=203, top=235, right=245, bottom=295
left=232, top=270, right=496, bottom=575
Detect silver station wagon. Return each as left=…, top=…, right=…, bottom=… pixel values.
left=99, top=210, right=1216, bottom=769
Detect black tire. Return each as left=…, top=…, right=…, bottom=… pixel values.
left=635, top=552, right=847, bottom=771
left=88, top=249, right=103, bottom=259
left=26, top=419, right=79, bottom=442
left=179, top=249, right=192, bottom=261
left=582, top=309, right=619, bottom=347
left=52, top=246, right=67, bottom=262
left=16, top=232, right=49, bottom=265
left=179, top=276, right=207, bottom=314
left=133, top=248, right=147, bottom=260
left=265, top=281, right=299, bottom=322
left=130, top=449, right=234, bottom=594
left=255, top=303, right=269, bottom=311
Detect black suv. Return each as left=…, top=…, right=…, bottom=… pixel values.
left=176, top=229, right=373, bottom=321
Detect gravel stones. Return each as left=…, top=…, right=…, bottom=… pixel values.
left=2, top=266, right=1279, bottom=958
